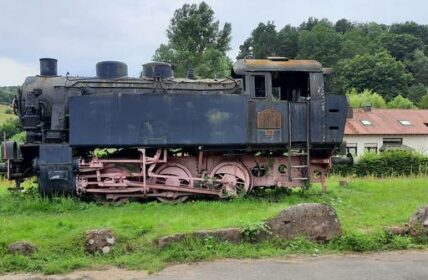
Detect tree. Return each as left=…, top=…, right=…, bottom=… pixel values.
left=407, top=83, right=428, bottom=104
left=418, top=92, right=428, bottom=109
left=378, top=33, right=424, bottom=61
left=153, top=2, right=232, bottom=78
left=248, top=22, right=279, bottom=59
left=335, top=18, right=354, bottom=34
left=387, top=95, right=416, bottom=109
left=390, top=21, right=428, bottom=45
left=297, top=21, right=342, bottom=66
left=347, top=89, right=386, bottom=108
left=277, top=25, right=299, bottom=58
left=334, top=51, right=413, bottom=98
left=407, top=49, right=428, bottom=85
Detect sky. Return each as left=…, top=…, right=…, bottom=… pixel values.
left=0, top=0, right=427, bottom=85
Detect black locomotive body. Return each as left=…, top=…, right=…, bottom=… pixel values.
left=1, top=57, right=347, bottom=202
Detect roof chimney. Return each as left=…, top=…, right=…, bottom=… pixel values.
left=362, top=103, right=372, bottom=112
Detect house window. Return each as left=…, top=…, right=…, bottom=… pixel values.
left=346, top=143, right=357, bottom=156
left=399, top=120, right=412, bottom=126
left=360, top=120, right=372, bottom=126
left=253, top=75, right=266, bottom=98
left=383, top=138, right=403, bottom=145
left=364, top=143, right=378, bottom=153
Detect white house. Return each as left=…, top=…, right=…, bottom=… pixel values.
left=343, top=108, right=428, bottom=159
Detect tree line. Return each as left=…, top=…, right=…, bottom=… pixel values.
left=153, top=2, right=428, bottom=108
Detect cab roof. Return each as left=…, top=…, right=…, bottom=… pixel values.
left=233, top=58, right=323, bottom=75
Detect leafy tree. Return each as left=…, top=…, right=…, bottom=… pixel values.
left=236, top=38, right=253, bottom=59
left=297, top=21, right=342, bottom=66
left=390, top=21, right=428, bottom=45
left=334, top=51, right=413, bottom=98
left=407, top=83, right=428, bottom=103
left=387, top=95, right=416, bottom=109
left=335, top=18, right=354, bottom=34
left=418, top=92, right=428, bottom=109
left=378, top=33, right=424, bottom=61
left=347, top=89, right=386, bottom=108
left=248, top=22, right=279, bottom=59
left=277, top=25, right=299, bottom=58
left=407, top=49, right=428, bottom=85
left=299, top=17, right=321, bottom=31
left=153, top=2, right=232, bottom=78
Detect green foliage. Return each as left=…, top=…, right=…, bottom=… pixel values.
left=387, top=95, right=416, bottom=109
left=241, top=222, right=272, bottom=243
left=297, top=21, right=343, bottom=66
left=377, top=33, right=424, bottom=61
left=407, top=83, right=428, bottom=104
left=0, top=118, right=22, bottom=140
left=0, top=86, right=18, bottom=104
left=153, top=2, right=231, bottom=78
left=418, top=92, right=428, bottom=109
left=346, top=89, right=386, bottom=108
left=355, top=150, right=428, bottom=177
left=407, top=49, right=428, bottom=85
left=334, top=51, right=412, bottom=98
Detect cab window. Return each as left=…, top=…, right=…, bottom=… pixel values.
left=250, top=74, right=267, bottom=98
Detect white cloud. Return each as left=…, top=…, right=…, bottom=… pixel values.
left=0, top=57, right=38, bottom=86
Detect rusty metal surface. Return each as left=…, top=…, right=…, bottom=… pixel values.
left=233, top=59, right=323, bottom=75
left=345, top=109, right=428, bottom=135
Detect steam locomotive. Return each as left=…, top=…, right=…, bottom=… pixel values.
left=1, top=57, right=347, bottom=202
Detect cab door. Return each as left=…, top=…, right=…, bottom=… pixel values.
left=247, top=72, right=288, bottom=144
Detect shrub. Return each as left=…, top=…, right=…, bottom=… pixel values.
left=355, top=150, right=428, bottom=177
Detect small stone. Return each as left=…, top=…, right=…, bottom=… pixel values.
left=106, top=237, right=115, bottom=245
left=85, top=229, right=115, bottom=254
left=101, top=246, right=111, bottom=254
left=7, top=241, right=36, bottom=255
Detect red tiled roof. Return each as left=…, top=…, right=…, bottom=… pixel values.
left=345, top=109, right=428, bottom=135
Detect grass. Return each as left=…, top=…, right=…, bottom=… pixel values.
left=0, top=176, right=428, bottom=274
left=0, top=104, right=15, bottom=125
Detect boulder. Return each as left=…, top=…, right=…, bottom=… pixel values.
left=85, top=229, right=116, bottom=254
left=408, top=205, right=428, bottom=237
left=7, top=241, right=36, bottom=255
left=157, top=228, right=241, bottom=248
left=266, top=203, right=341, bottom=243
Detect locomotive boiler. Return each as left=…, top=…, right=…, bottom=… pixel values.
left=1, top=57, right=347, bottom=202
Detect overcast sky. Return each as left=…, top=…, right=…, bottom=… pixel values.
left=0, top=0, right=427, bottom=85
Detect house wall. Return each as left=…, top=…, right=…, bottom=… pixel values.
left=343, top=135, right=428, bottom=159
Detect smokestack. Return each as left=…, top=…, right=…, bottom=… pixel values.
left=39, top=58, right=58, bottom=76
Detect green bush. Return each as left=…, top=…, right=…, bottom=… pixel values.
left=355, top=150, right=428, bottom=177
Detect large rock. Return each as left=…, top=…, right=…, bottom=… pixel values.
left=85, top=229, right=116, bottom=254
left=266, top=203, right=341, bottom=243
left=408, top=205, right=428, bottom=237
left=7, top=241, right=36, bottom=255
left=157, top=228, right=241, bottom=248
